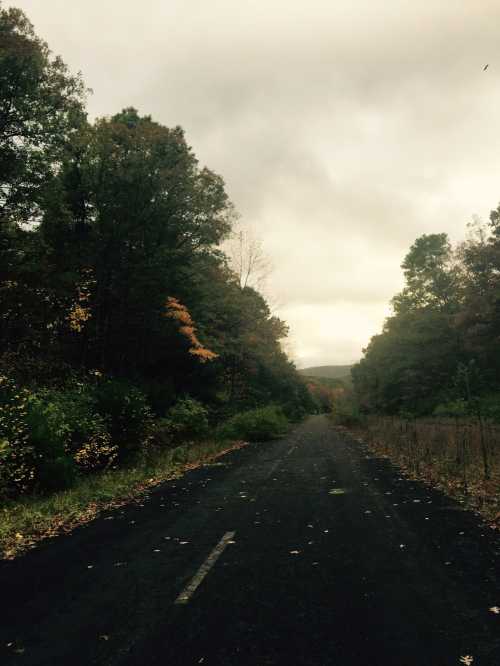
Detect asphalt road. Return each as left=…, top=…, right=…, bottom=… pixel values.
left=1, top=415, right=499, bottom=666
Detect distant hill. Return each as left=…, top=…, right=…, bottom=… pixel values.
left=299, top=365, right=353, bottom=380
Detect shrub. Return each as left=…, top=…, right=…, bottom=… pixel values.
left=36, top=456, right=77, bottom=493
left=162, top=398, right=209, bottom=442
left=218, top=405, right=289, bottom=442
left=27, top=388, right=117, bottom=476
left=433, top=400, right=468, bottom=418
left=0, top=376, right=37, bottom=497
left=93, top=379, right=153, bottom=459
left=330, top=396, right=364, bottom=427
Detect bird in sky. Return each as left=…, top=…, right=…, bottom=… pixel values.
left=483, top=64, right=489, bottom=71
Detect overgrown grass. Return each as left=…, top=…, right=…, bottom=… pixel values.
left=0, top=438, right=246, bottom=560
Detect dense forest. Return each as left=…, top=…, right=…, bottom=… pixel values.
left=352, top=216, right=500, bottom=419
left=0, top=4, right=313, bottom=498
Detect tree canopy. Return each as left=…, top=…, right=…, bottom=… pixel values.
left=353, top=212, right=500, bottom=416
left=0, top=3, right=311, bottom=422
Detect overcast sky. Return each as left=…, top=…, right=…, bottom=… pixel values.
left=10, top=0, right=500, bottom=367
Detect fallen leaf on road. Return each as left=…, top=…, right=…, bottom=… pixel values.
left=399, top=544, right=405, bottom=549
left=364, top=510, right=372, bottom=514
left=153, top=549, right=161, bottom=552
left=459, top=657, right=474, bottom=665
left=179, top=541, right=189, bottom=545
left=489, top=606, right=500, bottom=614
left=290, top=550, right=300, bottom=555
left=100, top=635, right=110, bottom=641
left=114, top=561, right=126, bottom=567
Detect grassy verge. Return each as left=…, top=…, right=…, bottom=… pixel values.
left=0, top=438, right=247, bottom=560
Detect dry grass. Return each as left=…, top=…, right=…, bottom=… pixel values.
left=358, top=417, right=500, bottom=528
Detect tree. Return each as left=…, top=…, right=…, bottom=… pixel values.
left=392, top=233, right=457, bottom=314
left=39, top=108, right=233, bottom=374
left=225, top=222, right=273, bottom=291
left=0, top=3, right=86, bottom=230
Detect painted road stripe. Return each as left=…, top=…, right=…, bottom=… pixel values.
left=174, top=531, right=236, bottom=605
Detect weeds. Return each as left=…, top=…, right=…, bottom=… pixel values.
left=359, top=417, right=500, bottom=527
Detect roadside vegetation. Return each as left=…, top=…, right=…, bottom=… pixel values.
left=0, top=4, right=314, bottom=555
left=0, top=437, right=247, bottom=560
left=332, top=217, right=500, bottom=528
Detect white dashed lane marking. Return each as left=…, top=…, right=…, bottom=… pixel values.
left=174, top=531, right=236, bottom=605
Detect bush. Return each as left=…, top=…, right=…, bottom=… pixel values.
left=93, top=379, right=153, bottom=459
left=162, top=398, right=209, bottom=442
left=0, top=376, right=37, bottom=497
left=330, top=396, right=364, bottom=427
left=218, top=405, right=289, bottom=442
left=27, top=388, right=117, bottom=476
left=36, top=456, right=77, bottom=493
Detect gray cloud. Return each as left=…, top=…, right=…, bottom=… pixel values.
left=10, top=0, right=500, bottom=367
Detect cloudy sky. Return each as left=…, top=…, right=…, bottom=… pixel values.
left=10, top=0, right=500, bottom=367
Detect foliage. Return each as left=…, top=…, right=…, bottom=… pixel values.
left=329, top=392, right=364, bottom=427
left=352, top=215, right=500, bottom=416
left=160, top=397, right=210, bottom=443
left=164, top=298, right=218, bottom=363
left=0, top=376, right=36, bottom=497
left=93, top=380, right=153, bottom=459
left=0, top=437, right=247, bottom=559
left=0, top=3, right=86, bottom=228
left=218, top=405, right=289, bottom=442
left=0, top=5, right=311, bottom=502
left=306, top=378, right=345, bottom=413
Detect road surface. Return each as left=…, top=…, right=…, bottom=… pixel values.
left=1, top=415, right=499, bottom=665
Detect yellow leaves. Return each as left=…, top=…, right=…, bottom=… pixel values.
left=460, top=657, right=474, bottom=665
left=74, top=433, right=118, bottom=471
left=189, top=348, right=218, bottom=362
left=165, top=297, right=218, bottom=363
left=165, top=297, right=193, bottom=325
left=67, top=270, right=95, bottom=332
left=67, top=303, right=91, bottom=333
left=179, top=325, right=195, bottom=337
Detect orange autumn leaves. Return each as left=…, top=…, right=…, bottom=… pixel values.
left=165, top=297, right=218, bottom=363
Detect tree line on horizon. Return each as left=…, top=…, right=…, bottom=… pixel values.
left=352, top=212, right=500, bottom=419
